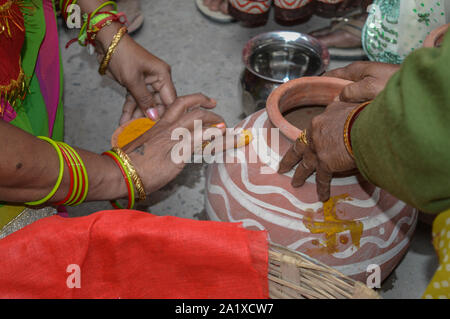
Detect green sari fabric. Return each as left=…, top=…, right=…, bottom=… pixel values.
left=0, top=0, right=64, bottom=229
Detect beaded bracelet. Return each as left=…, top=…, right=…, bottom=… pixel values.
left=343, top=101, right=372, bottom=158
left=78, top=12, right=118, bottom=46
left=102, top=150, right=135, bottom=209
left=83, top=11, right=128, bottom=46
left=25, top=137, right=65, bottom=206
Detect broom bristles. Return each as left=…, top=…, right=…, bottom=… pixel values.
left=268, top=243, right=381, bottom=299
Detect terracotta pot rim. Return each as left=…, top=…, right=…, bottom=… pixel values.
left=266, top=76, right=352, bottom=141
left=424, top=23, right=450, bottom=48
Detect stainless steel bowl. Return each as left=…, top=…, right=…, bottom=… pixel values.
left=240, top=31, right=330, bottom=116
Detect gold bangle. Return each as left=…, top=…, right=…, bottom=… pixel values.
left=343, top=101, right=372, bottom=158
left=111, top=147, right=147, bottom=202
left=98, top=26, right=127, bottom=75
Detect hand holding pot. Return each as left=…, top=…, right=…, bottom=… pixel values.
left=278, top=101, right=359, bottom=202
left=325, top=61, right=400, bottom=103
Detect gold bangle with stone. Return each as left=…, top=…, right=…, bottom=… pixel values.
left=111, top=147, right=147, bottom=202
left=98, top=26, right=127, bottom=75
left=343, top=101, right=372, bottom=158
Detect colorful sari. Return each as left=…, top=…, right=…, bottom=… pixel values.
left=363, top=0, right=450, bottom=64
left=0, top=0, right=64, bottom=231
left=423, top=210, right=450, bottom=299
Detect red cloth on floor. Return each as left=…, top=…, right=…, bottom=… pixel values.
left=0, top=210, right=268, bottom=299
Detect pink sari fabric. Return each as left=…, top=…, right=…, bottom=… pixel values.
left=34, top=0, right=61, bottom=136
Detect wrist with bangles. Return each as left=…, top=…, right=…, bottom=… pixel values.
left=102, top=147, right=146, bottom=210
left=26, top=137, right=89, bottom=207
left=98, top=25, right=128, bottom=75
left=343, top=101, right=372, bottom=158
left=25, top=136, right=146, bottom=210
left=63, top=0, right=128, bottom=58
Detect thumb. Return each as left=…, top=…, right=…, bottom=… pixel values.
left=128, top=82, right=159, bottom=121
left=340, top=78, right=378, bottom=103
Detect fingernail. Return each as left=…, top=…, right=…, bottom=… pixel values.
left=146, top=108, right=159, bottom=121
left=212, top=122, right=226, bottom=129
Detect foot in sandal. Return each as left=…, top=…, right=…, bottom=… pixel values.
left=310, top=13, right=368, bottom=60
left=311, top=14, right=367, bottom=49
left=117, top=0, right=144, bottom=34
left=203, top=0, right=229, bottom=15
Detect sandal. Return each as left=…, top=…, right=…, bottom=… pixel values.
left=117, top=0, right=144, bottom=34
left=310, top=13, right=368, bottom=60
left=196, top=0, right=235, bottom=23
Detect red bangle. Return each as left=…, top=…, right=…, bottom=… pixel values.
left=54, top=144, right=75, bottom=206
left=63, top=144, right=84, bottom=206
left=102, top=151, right=134, bottom=209
left=344, top=101, right=372, bottom=157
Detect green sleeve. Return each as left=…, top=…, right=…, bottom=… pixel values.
left=352, top=32, right=450, bottom=214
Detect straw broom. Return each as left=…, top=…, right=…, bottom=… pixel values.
left=268, top=243, right=381, bottom=299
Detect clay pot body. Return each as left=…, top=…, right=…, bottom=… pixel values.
left=314, top=0, right=356, bottom=18
left=205, top=77, right=418, bottom=283
left=228, top=0, right=272, bottom=27
left=273, top=0, right=315, bottom=25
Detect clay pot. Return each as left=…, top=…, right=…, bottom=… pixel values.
left=273, top=0, right=315, bottom=26
left=424, top=23, right=449, bottom=48
left=314, top=0, right=355, bottom=18
left=205, top=76, right=418, bottom=283
left=228, top=0, right=272, bottom=27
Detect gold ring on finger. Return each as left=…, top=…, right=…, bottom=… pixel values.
left=298, top=130, right=308, bottom=146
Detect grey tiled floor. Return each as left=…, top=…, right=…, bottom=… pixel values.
left=58, top=0, right=438, bottom=298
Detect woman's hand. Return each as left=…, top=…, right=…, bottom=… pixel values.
left=325, top=61, right=400, bottom=103
left=121, top=94, right=226, bottom=194
left=278, top=101, right=359, bottom=202
left=96, top=23, right=177, bottom=125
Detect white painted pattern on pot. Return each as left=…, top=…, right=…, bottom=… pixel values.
left=229, top=0, right=272, bottom=14
left=205, top=110, right=418, bottom=282
left=316, top=0, right=344, bottom=4
left=274, top=0, right=312, bottom=9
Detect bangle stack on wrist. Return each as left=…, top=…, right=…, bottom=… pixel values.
left=63, top=0, right=128, bottom=55
left=102, top=147, right=146, bottom=210
left=25, top=137, right=89, bottom=207
left=343, top=101, right=372, bottom=158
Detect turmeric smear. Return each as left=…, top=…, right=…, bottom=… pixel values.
left=115, top=118, right=156, bottom=148
left=237, top=130, right=253, bottom=148
left=304, top=194, right=364, bottom=255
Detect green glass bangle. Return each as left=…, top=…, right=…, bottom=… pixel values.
left=25, top=137, right=65, bottom=206
left=63, top=143, right=89, bottom=206
left=58, top=143, right=80, bottom=205
left=60, top=143, right=84, bottom=206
